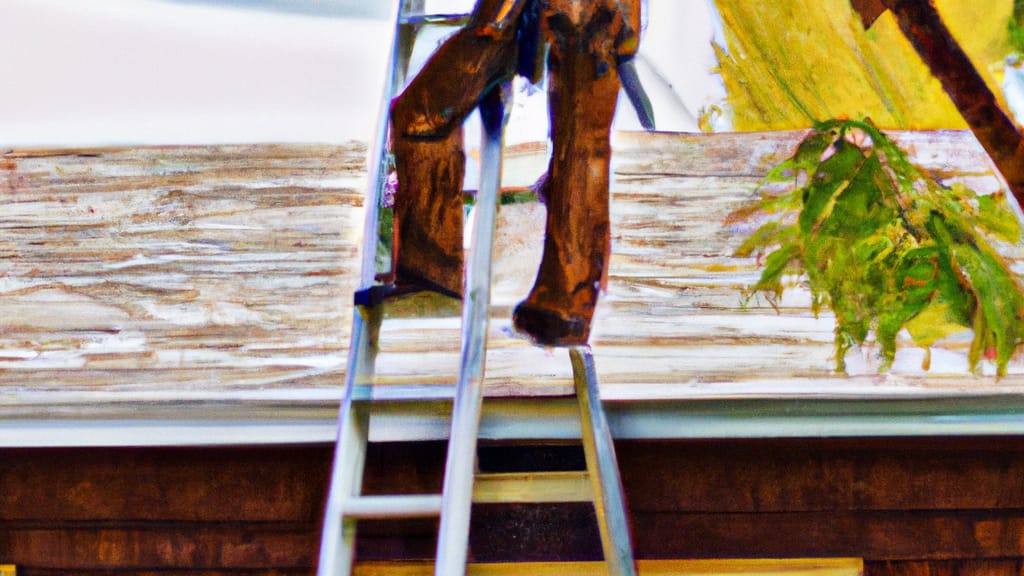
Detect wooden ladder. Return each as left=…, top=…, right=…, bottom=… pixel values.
left=318, top=3, right=638, bottom=575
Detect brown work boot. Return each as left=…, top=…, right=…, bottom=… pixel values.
left=513, top=0, right=634, bottom=346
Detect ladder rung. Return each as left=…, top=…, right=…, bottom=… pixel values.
left=399, top=12, right=471, bottom=26
left=473, top=471, right=592, bottom=504
left=342, top=494, right=443, bottom=519
left=341, top=471, right=591, bottom=522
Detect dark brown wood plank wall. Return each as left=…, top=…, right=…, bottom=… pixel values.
left=865, top=560, right=1024, bottom=575
left=5, top=438, right=1024, bottom=574
left=0, top=445, right=333, bottom=575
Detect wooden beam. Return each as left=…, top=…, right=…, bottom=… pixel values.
left=354, top=558, right=863, bottom=575
left=867, top=0, right=1024, bottom=204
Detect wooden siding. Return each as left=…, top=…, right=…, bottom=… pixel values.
left=3, top=132, right=1024, bottom=432
left=4, top=134, right=1024, bottom=573
left=6, top=438, right=1024, bottom=574
left=1, top=445, right=331, bottom=574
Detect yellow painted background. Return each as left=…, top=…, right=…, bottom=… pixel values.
left=713, top=0, right=1013, bottom=130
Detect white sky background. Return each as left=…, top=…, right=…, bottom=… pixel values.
left=0, top=0, right=726, bottom=148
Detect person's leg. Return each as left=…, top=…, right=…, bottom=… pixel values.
left=513, top=0, right=640, bottom=345
left=390, top=0, right=528, bottom=298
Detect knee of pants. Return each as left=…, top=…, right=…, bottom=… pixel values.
left=390, top=96, right=463, bottom=141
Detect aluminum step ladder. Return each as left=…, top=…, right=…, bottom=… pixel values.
left=318, top=3, right=638, bottom=575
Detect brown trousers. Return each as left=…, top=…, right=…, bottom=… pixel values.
left=390, top=0, right=640, bottom=345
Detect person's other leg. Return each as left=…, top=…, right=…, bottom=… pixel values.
left=513, top=0, right=640, bottom=344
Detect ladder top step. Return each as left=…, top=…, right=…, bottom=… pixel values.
left=353, top=285, right=462, bottom=317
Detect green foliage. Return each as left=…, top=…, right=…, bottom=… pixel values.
left=1011, top=0, right=1024, bottom=53
left=729, top=119, right=1024, bottom=374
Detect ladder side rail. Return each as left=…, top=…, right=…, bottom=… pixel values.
left=317, top=312, right=376, bottom=576
left=357, top=0, right=409, bottom=287
left=392, top=0, right=425, bottom=96
left=571, top=347, right=639, bottom=576
left=434, top=83, right=512, bottom=576
left=318, top=1, right=406, bottom=573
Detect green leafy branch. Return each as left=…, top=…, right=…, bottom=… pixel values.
left=728, top=119, right=1024, bottom=374
left=1010, top=0, right=1024, bottom=54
